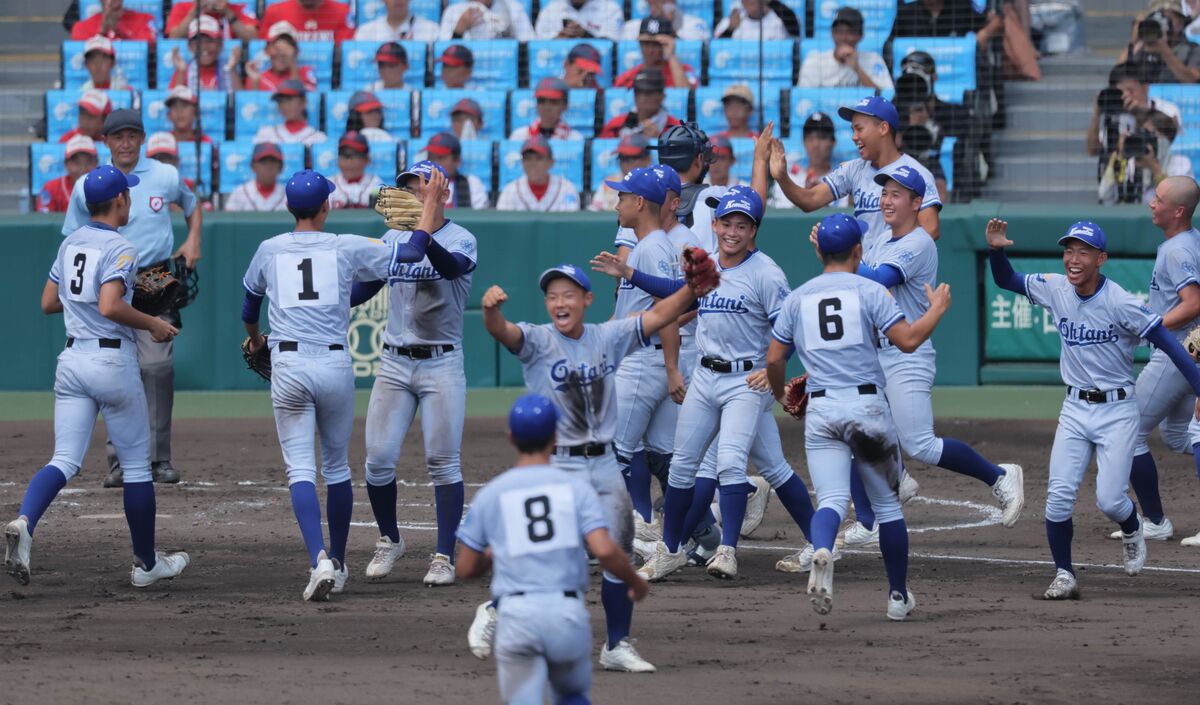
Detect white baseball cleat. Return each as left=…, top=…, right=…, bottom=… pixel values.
left=807, top=547, right=835, bottom=615
left=599, top=638, right=656, bottom=673
left=303, top=551, right=336, bottom=601
left=886, top=589, right=917, bottom=621
left=705, top=545, right=737, bottom=579
left=1180, top=530, right=1200, bottom=547
left=632, top=537, right=657, bottom=563
left=843, top=521, right=879, bottom=548
left=899, top=472, right=920, bottom=504
left=365, top=535, right=406, bottom=579
left=992, top=464, right=1025, bottom=527
left=5, top=517, right=32, bottom=586
left=633, top=511, right=662, bottom=543
left=775, top=543, right=842, bottom=573
left=331, top=558, right=348, bottom=594
left=1042, top=569, right=1079, bottom=600
left=467, top=601, right=497, bottom=659
left=1121, top=526, right=1147, bottom=576
left=131, top=550, right=190, bottom=588
left=423, top=553, right=455, bottom=586
left=636, top=541, right=687, bottom=582
left=1109, top=516, right=1173, bottom=541
left=740, top=477, right=772, bottom=537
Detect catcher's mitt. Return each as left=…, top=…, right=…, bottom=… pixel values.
left=1185, top=327, right=1200, bottom=362
left=241, top=335, right=271, bottom=382
left=682, top=246, right=720, bottom=297
left=782, top=374, right=809, bottom=420
left=132, top=265, right=182, bottom=317
left=374, top=186, right=423, bottom=231
left=171, top=255, right=199, bottom=310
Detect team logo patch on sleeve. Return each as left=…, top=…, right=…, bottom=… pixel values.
left=149, top=196, right=164, bottom=212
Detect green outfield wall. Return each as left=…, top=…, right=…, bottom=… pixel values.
left=0, top=204, right=1161, bottom=391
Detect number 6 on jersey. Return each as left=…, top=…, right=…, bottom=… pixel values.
left=801, top=292, right=863, bottom=349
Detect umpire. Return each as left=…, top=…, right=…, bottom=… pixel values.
left=62, top=109, right=202, bottom=487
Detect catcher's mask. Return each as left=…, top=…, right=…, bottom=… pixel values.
left=651, top=123, right=713, bottom=176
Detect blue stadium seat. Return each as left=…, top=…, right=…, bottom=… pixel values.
left=498, top=139, right=585, bottom=193
left=509, top=89, right=598, bottom=138
left=45, top=89, right=136, bottom=142
left=589, top=138, right=621, bottom=193
left=708, top=40, right=794, bottom=84
left=799, top=33, right=889, bottom=66
left=418, top=89, right=508, bottom=140
left=694, top=82, right=786, bottom=136
left=323, top=89, right=414, bottom=137
left=155, top=39, right=237, bottom=89
left=247, top=40, right=336, bottom=91
left=81, top=0, right=162, bottom=29
left=358, top=0, right=441, bottom=24
left=718, top=0, right=803, bottom=35
left=217, top=140, right=306, bottom=194
left=311, top=139, right=402, bottom=184
left=789, top=87, right=893, bottom=160
left=168, top=141, right=215, bottom=197
left=1149, top=85, right=1200, bottom=133
left=235, top=90, right=314, bottom=139
left=527, top=40, right=614, bottom=88
left=631, top=0, right=715, bottom=28
left=29, top=142, right=112, bottom=197
left=726, top=136, right=754, bottom=184
left=444, top=0, right=534, bottom=22
left=141, top=89, right=229, bottom=141
left=339, top=40, right=428, bottom=91
left=616, top=40, right=704, bottom=79
left=604, top=88, right=691, bottom=124
left=892, top=35, right=977, bottom=103
left=62, top=40, right=149, bottom=90
left=813, top=0, right=896, bottom=35
left=432, top=40, right=520, bottom=90
left=405, top=139, right=495, bottom=193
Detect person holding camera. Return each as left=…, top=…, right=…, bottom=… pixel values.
left=1100, top=109, right=1194, bottom=205
left=1118, top=0, right=1200, bottom=84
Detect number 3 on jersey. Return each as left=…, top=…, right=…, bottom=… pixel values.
left=63, top=245, right=101, bottom=302
left=800, top=291, right=863, bottom=350
left=276, top=251, right=338, bottom=308
left=499, top=484, right=580, bottom=556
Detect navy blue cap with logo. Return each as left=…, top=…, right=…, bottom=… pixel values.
left=714, top=187, right=764, bottom=224
left=605, top=166, right=668, bottom=205
left=652, top=163, right=682, bottom=195
left=285, top=169, right=336, bottom=211
left=83, top=164, right=140, bottom=204
left=1057, top=221, right=1107, bottom=252
left=817, top=213, right=869, bottom=254
left=873, top=164, right=926, bottom=197
left=539, top=264, right=592, bottom=292
left=508, top=394, right=559, bottom=445
left=837, top=96, right=900, bottom=133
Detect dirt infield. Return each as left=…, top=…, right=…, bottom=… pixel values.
left=2, top=416, right=1199, bottom=705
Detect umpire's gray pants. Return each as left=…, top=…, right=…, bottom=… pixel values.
left=107, top=322, right=174, bottom=467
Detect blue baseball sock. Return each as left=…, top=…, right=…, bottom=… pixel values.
left=661, top=485, right=693, bottom=552
left=122, top=480, right=157, bottom=569
left=626, top=451, right=653, bottom=522
left=937, top=438, right=1004, bottom=486
left=1194, top=444, right=1200, bottom=481
left=326, top=480, right=353, bottom=565
left=849, top=463, right=875, bottom=529
left=773, top=475, right=815, bottom=542
left=366, top=479, right=400, bottom=543
left=559, top=695, right=591, bottom=705
left=18, top=465, right=67, bottom=534
left=810, top=507, right=841, bottom=551
left=434, top=481, right=464, bottom=559
left=1045, top=518, right=1074, bottom=574
left=289, top=481, right=326, bottom=567
left=717, top=483, right=750, bottom=548
left=600, top=576, right=633, bottom=649
left=1128, top=453, right=1164, bottom=524
left=680, top=477, right=717, bottom=540
left=877, top=519, right=909, bottom=598
left=1118, top=504, right=1141, bottom=535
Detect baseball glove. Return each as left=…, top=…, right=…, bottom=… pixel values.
left=374, top=186, right=423, bottom=231
left=782, top=374, right=809, bottom=420
left=132, top=265, right=182, bottom=317
left=1185, top=327, right=1200, bottom=362
left=682, top=246, right=720, bottom=297
left=241, top=335, right=271, bottom=382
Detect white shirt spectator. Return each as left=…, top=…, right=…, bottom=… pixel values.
left=354, top=13, right=439, bottom=41
left=621, top=14, right=709, bottom=41
left=508, top=120, right=584, bottom=141
left=713, top=11, right=787, bottom=40
left=535, top=0, right=623, bottom=40
left=224, top=181, right=288, bottom=211
left=439, top=0, right=535, bottom=41
left=253, top=123, right=327, bottom=146
left=496, top=175, right=580, bottom=211
left=799, top=48, right=894, bottom=90
left=328, top=172, right=385, bottom=208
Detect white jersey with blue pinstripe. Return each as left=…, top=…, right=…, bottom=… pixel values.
left=1149, top=228, right=1200, bottom=342
left=821, top=154, right=940, bottom=262
left=696, top=250, right=789, bottom=365
left=50, top=222, right=139, bottom=344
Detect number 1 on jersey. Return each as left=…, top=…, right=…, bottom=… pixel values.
left=276, top=250, right=337, bottom=309
left=297, top=258, right=319, bottom=301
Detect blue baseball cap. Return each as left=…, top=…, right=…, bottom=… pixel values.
left=714, top=188, right=764, bottom=225
left=539, top=263, right=592, bottom=293
left=705, top=183, right=752, bottom=209
left=508, top=394, right=558, bottom=445
left=285, top=169, right=336, bottom=211
left=817, top=213, right=867, bottom=254
left=651, top=164, right=682, bottom=195
left=82, top=164, right=139, bottom=204
left=397, top=159, right=448, bottom=185
left=1057, top=221, right=1107, bottom=252
left=873, top=164, right=926, bottom=197
left=605, top=166, right=667, bottom=205
left=837, top=96, right=900, bottom=133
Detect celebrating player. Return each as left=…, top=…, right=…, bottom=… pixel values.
left=240, top=168, right=443, bottom=601
left=6, top=165, right=190, bottom=588
left=986, top=218, right=1200, bottom=599
left=456, top=395, right=649, bottom=704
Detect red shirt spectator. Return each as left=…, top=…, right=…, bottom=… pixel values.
left=39, top=135, right=99, bottom=213
left=166, top=1, right=259, bottom=40
left=70, top=0, right=157, bottom=42
left=259, top=0, right=354, bottom=43
left=613, top=62, right=696, bottom=88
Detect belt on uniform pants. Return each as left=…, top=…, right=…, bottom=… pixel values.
left=383, top=343, right=455, bottom=359
left=653, top=343, right=663, bottom=350
left=277, top=341, right=344, bottom=352
left=810, top=384, right=877, bottom=399
left=700, top=356, right=753, bottom=373
left=66, top=337, right=121, bottom=349
left=555, top=442, right=613, bottom=457
left=1067, top=386, right=1128, bottom=404
left=496, top=590, right=579, bottom=608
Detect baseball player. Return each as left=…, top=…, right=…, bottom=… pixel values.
left=6, top=165, right=190, bottom=588
left=240, top=168, right=444, bottom=601
left=475, top=259, right=701, bottom=671
left=350, top=161, right=477, bottom=587
left=62, top=109, right=203, bottom=488
left=495, top=136, right=582, bottom=213
left=456, top=395, right=649, bottom=705
left=986, top=218, right=1200, bottom=599
left=769, top=213, right=950, bottom=620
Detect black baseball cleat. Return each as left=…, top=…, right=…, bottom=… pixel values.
left=152, top=462, right=180, bottom=484
left=103, top=467, right=124, bottom=488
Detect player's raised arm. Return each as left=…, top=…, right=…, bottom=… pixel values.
left=591, top=250, right=686, bottom=299
left=883, top=283, right=952, bottom=353
left=984, top=218, right=1028, bottom=295
left=1147, top=324, right=1200, bottom=419
left=482, top=285, right=524, bottom=351
left=767, top=139, right=834, bottom=212
left=638, top=247, right=718, bottom=339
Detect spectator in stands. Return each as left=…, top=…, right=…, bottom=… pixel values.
left=614, top=17, right=698, bottom=88
left=562, top=43, right=603, bottom=88
left=440, top=0, right=535, bottom=41
left=146, top=132, right=180, bottom=168
left=535, top=0, right=623, bottom=40
left=167, top=0, right=259, bottom=41
left=890, top=0, right=1004, bottom=51
left=590, top=133, right=651, bottom=211
left=715, top=84, right=757, bottom=138
left=60, top=90, right=111, bottom=143
left=424, top=132, right=490, bottom=208
left=80, top=36, right=129, bottom=92
left=253, top=79, right=327, bottom=145
left=769, top=111, right=848, bottom=208
left=1137, top=108, right=1195, bottom=203
left=1088, top=61, right=1182, bottom=160
left=169, top=16, right=241, bottom=91
left=224, top=142, right=288, bottom=211
left=344, top=91, right=394, bottom=142
left=451, top=98, right=484, bottom=139
left=1118, top=1, right=1200, bottom=84
left=328, top=131, right=384, bottom=208
left=165, top=86, right=214, bottom=145
left=601, top=68, right=683, bottom=138
left=437, top=45, right=477, bottom=88
left=245, top=22, right=316, bottom=92
left=38, top=135, right=98, bottom=214
left=1099, top=107, right=1193, bottom=205
left=798, top=7, right=893, bottom=90
left=354, top=0, right=439, bottom=41
left=705, top=135, right=739, bottom=187
left=714, top=0, right=788, bottom=40
left=895, top=51, right=970, bottom=138
left=510, top=77, right=583, bottom=140
left=259, top=0, right=354, bottom=42
left=70, top=0, right=157, bottom=42
left=369, top=42, right=410, bottom=90
left=497, top=136, right=581, bottom=211
left=622, top=0, right=709, bottom=41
